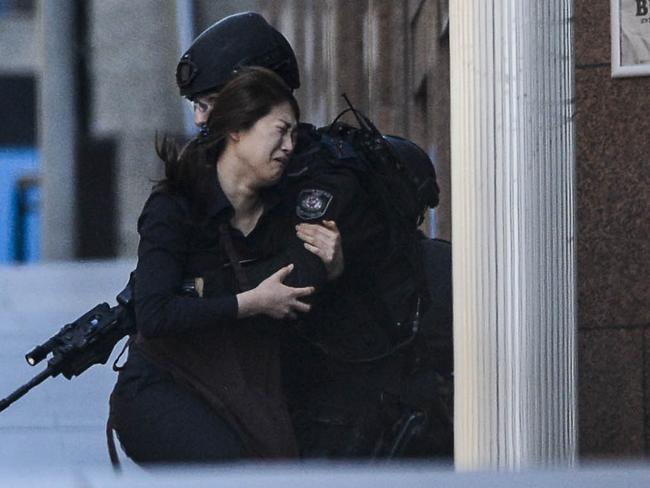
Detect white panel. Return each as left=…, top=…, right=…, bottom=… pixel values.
left=450, top=0, right=577, bottom=471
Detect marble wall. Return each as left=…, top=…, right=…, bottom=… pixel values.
left=575, top=0, right=650, bottom=458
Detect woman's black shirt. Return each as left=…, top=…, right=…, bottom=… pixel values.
left=113, top=168, right=328, bottom=458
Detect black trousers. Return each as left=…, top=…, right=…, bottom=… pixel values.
left=110, top=350, right=243, bottom=465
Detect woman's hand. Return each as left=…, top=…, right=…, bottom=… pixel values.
left=296, top=220, right=344, bottom=280
left=237, top=264, right=315, bottom=320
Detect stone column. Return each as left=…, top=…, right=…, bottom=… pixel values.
left=38, top=0, right=77, bottom=260
left=175, top=0, right=196, bottom=135
left=300, top=0, right=329, bottom=126
left=450, top=0, right=577, bottom=470
left=366, top=0, right=407, bottom=135
left=89, top=0, right=184, bottom=256
left=325, top=0, right=369, bottom=120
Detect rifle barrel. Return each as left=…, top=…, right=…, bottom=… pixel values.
left=0, top=366, right=57, bottom=413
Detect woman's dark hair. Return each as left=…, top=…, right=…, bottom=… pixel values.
left=156, top=66, right=299, bottom=214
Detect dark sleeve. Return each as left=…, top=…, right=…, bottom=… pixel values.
left=292, top=167, right=386, bottom=264
left=222, top=167, right=384, bottom=291
left=134, top=192, right=238, bottom=338
left=278, top=231, right=329, bottom=288
left=200, top=165, right=376, bottom=295
left=203, top=215, right=329, bottom=294
left=243, top=235, right=328, bottom=290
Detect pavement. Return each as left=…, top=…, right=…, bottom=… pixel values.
left=0, top=259, right=138, bottom=470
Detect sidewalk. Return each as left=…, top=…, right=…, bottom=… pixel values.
left=0, top=259, right=136, bottom=469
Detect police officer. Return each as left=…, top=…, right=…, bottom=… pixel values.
left=177, top=12, right=453, bottom=459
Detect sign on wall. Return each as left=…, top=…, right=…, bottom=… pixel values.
left=612, top=0, right=650, bottom=76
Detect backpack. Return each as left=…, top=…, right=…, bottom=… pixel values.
left=287, top=104, right=442, bottom=362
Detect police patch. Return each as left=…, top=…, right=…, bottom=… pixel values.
left=296, top=189, right=333, bottom=220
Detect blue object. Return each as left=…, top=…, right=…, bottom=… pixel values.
left=0, top=147, right=40, bottom=263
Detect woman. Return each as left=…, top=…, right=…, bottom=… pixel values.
left=109, top=67, right=340, bottom=464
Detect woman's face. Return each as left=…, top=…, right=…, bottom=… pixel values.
left=230, top=101, right=297, bottom=187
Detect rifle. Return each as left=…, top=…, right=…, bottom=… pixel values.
left=0, top=274, right=136, bottom=413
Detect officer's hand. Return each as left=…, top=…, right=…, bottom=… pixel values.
left=237, top=264, right=314, bottom=320
left=194, top=277, right=204, bottom=297
left=296, top=220, right=344, bottom=280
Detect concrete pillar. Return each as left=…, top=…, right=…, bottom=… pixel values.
left=176, top=0, right=196, bottom=136
left=300, top=0, right=328, bottom=126
left=366, top=0, right=408, bottom=135
left=450, top=0, right=577, bottom=470
left=428, top=0, right=451, bottom=242
left=38, top=0, right=77, bottom=260
left=89, top=0, right=184, bottom=256
left=273, top=0, right=308, bottom=119
left=325, top=0, right=369, bottom=120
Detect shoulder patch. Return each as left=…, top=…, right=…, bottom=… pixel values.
left=296, top=189, right=333, bottom=220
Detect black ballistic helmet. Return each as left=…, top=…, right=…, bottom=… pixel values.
left=176, top=12, right=300, bottom=98
left=383, top=135, right=440, bottom=212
